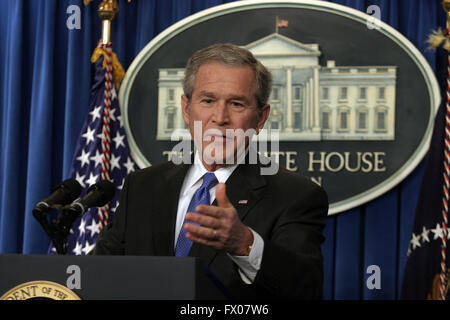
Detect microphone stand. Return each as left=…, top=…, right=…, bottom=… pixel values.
left=33, top=205, right=80, bottom=255
left=53, top=207, right=82, bottom=255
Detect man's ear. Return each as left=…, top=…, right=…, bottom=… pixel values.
left=181, top=94, right=190, bottom=126
left=256, top=104, right=270, bottom=133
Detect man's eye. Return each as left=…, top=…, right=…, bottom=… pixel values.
left=202, top=99, right=213, bottom=104
left=231, top=102, right=244, bottom=107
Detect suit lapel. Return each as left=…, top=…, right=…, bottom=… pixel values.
left=188, top=162, right=267, bottom=264
left=226, top=162, right=266, bottom=222
left=151, top=163, right=190, bottom=256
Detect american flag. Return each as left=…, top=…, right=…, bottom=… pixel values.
left=277, top=19, right=288, bottom=28
left=49, top=43, right=136, bottom=255
left=401, top=42, right=449, bottom=299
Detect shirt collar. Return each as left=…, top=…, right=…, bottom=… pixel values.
left=182, top=149, right=245, bottom=193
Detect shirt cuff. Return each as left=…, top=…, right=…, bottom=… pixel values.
left=227, top=228, right=264, bottom=284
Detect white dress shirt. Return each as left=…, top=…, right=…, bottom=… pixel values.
left=174, top=151, right=264, bottom=284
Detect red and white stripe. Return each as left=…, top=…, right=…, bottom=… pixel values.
left=99, top=42, right=114, bottom=230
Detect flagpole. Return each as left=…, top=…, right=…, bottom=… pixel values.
left=97, top=0, right=119, bottom=227
left=98, top=0, right=119, bottom=44
left=441, top=0, right=450, bottom=300
left=84, top=0, right=124, bottom=44
left=86, top=0, right=121, bottom=228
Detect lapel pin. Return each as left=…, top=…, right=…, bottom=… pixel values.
left=238, top=200, right=248, bottom=204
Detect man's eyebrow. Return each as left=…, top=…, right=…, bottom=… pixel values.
left=228, top=95, right=247, bottom=100
left=196, top=91, right=251, bottom=104
left=197, top=91, right=216, bottom=97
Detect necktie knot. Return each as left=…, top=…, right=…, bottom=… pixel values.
left=201, top=172, right=218, bottom=190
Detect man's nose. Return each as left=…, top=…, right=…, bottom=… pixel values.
left=212, top=101, right=230, bottom=125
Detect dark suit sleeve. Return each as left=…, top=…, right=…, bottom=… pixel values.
left=92, top=172, right=133, bottom=255
left=254, top=183, right=328, bottom=299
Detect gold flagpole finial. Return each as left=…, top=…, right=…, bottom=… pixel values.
left=98, top=0, right=119, bottom=21
left=427, top=1, right=450, bottom=51
left=443, top=0, right=450, bottom=29
left=98, top=0, right=119, bottom=44
left=84, top=0, right=132, bottom=44
left=84, top=0, right=128, bottom=87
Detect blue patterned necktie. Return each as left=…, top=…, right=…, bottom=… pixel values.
left=175, top=172, right=219, bottom=257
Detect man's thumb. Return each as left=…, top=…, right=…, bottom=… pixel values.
left=216, top=183, right=231, bottom=208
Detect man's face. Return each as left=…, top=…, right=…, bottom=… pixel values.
left=181, top=62, right=270, bottom=169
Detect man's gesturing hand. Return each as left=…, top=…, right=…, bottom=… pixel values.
left=184, top=183, right=254, bottom=256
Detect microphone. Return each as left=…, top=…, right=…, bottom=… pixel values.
left=33, top=178, right=82, bottom=214
left=62, top=180, right=116, bottom=216
left=32, top=178, right=82, bottom=254
left=33, top=179, right=115, bottom=255
left=54, top=180, right=116, bottom=249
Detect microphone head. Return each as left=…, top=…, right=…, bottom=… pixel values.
left=38, top=178, right=82, bottom=210
left=59, top=178, right=83, bottom=201
left=55, top=180, right=115, bottom=235
left=86, top=180, right=116, bottom=207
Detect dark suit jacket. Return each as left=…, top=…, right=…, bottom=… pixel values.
left=94, top=159, right=329, bottom=299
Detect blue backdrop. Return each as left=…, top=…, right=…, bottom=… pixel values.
left=0, top=0, right=445, bottom=299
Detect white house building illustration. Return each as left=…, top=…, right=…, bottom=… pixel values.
left=156, top=33, right=397, bottom=141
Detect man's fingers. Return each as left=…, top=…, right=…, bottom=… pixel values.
left=185, top=232, right=218, bottom=248
left=184, top=222, right=218, bottom=240
left=185, top=212, right=220, bottom=229
left=195, top=204, right=226, bottom=218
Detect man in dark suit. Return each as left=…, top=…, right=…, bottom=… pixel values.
left=93, top=43, right=328, bottom=299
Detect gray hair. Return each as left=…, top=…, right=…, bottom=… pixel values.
left=182, top=43, right=272, bottom=109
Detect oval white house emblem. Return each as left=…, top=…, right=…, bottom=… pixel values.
left=119, top=0, right=440, bottom=215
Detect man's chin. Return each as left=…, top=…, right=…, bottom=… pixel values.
left=201, top=152, right=236, bottom=166
left=198, top=144, right=234, bottom=165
